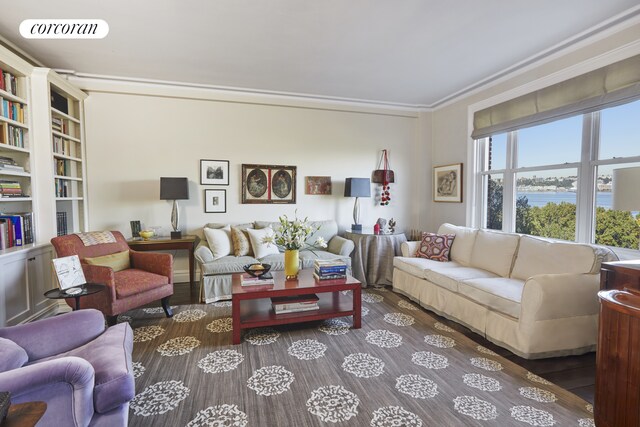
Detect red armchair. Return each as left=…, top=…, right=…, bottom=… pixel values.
left=51, top=231, right=174, bottom=323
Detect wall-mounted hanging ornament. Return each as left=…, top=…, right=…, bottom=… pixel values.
left=372, top=149, right=394, bottom=206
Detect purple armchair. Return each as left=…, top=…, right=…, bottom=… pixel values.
left=51, top=231, right=174, bottom=324
left=0, top=309, right=134, bottom=426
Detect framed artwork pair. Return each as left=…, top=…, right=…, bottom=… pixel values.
left=201, top=160, right=228, bottom=213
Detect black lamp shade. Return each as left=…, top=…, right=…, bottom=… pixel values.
left=160, top=177, right=189, bottom=200
left=344, top=178, right=371, bottom=198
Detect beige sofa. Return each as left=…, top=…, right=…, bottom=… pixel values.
left=392, top=223, right=617, bottom=359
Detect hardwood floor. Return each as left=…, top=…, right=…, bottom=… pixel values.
left=162, top=282, right=596, bottom=404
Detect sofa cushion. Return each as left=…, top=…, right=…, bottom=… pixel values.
left=470, top=230, right=520, bottom=277
left=230, top=226, right=254, bottom=257
left=85, top=250, right=131, bottom=272
left=200, top=255, right=258, bottom=275
left=0, top=337, right=28, bottom=372
left=511, top=235, right=597, bottom=280
left=62, top=322, right=135, bottom=413
left=114, top=269, right=169, bottom=298
left=246, top=227, right=279, bottom=259
left=203, top=226, right=232, bottom=260
left=425, top=267, right=498, bottom=293
left=393, top=257, right=461, bottom=279
left=416, top=232, right=455, bottom=261
left=437, top=223, right=478, bottom=266
left=459, top=277, right=525, bottom=319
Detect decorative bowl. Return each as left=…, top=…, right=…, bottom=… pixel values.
left=139, top=230, right=155, bottom=240
left=243, top=263, right=271, bottom=277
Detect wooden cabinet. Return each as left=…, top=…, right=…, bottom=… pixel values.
left=596, top=261, right=640, bottom=427
left=0, top=245, right=56, bottom=326
left=600, top=260, right=640, bottom=292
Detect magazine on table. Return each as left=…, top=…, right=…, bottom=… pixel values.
left=52, top=255, right=86, bottom=292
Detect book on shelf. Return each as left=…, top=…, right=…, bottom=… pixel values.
left=272, top=294, right=320, bottom=314
left=313, top=272, right=347, bottom=281
left=3, top=125, right=26, bottom=148
left=0, top=212, right=33, bottom=247
left=273, top=305, right=320, bottom=314
left=0, top=214, right=24, bottom=246
left=0, top=70, right=18, bottom=96
left=0, top=180, right=23, bottom=197
left=0, top=98, right=25, bottom=123
left=241, top=273, right=274, bottom=286
left=56, top=211, right=68, bottom=236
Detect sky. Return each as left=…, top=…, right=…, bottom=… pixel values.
left=490, top=99, right=640, bottom=177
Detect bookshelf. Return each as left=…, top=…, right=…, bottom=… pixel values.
left=30, top=68, right=88, bottom=239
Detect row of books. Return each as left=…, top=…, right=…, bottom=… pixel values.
left=0, top=180, right=23, bottom=197
left=53, top=135, right=73, bottom=156
left=51, top=117, right=71, bottom=135
left=0, top=212, right=34, bottom=249
left=55, top=179, right=70, bottom=197
left=271, top=294, right=319, bottom=314
left=0, top=69, right=18, bottom=96
left=1, top=124, right=27, bottom=148
left=313, top=259, right=348, bottom=280
left=55, top=159, right=71, bottom=176
left=0, top=98, right=26, bottom=123
left=57, top=211, right=68, bottom=236
left=0, top=156, right=25, bottom=173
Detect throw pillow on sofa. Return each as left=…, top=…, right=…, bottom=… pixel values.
left=230, top=226, right=252, bottom=257
left=246, top=227, right=279, bottom=259
left=415, top=232, right=455, bottom=262
left=85, top=250, right=131, bottom=272
left=203, top=226, right=232, bottom=260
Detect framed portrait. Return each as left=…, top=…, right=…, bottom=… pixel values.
left=205, top=189, right=227, bottom=213
left=434, top=163, right=463, bottom=202
left=305, top=176, right=332, bottom=195
left=242, top=164, right=296, bottom=204
left=200, top=159, right=229, bottom=185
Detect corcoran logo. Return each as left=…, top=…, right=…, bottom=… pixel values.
left=19, top=19, right=109, bottom=39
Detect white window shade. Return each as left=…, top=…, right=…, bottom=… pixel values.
left=472, top=54, right=640, bottom=139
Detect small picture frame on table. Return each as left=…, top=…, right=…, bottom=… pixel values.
left=433, top=163, right=463, bottom=203
left=205, top=189, right=227, bottom=213
left=200, top=160, right=229, bottom=185
left=130, top=220, right=141, bottom=237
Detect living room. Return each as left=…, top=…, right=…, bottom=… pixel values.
left=1, top=2, right=640, bottom=426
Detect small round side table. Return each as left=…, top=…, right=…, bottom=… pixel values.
left=44, top=283, right=106, bottom=310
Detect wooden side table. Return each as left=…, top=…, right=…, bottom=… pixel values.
left=345, top=231, right=407, bottom=287
left=3, top=401, right=46, bottom=427
left=127, top=235, right=201, bottom=287
left=600, top=260, right=640, bottom=291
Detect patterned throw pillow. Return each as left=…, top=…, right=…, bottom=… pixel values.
left=230, top=226, right=251, bottom=257
left=415, top=232, right=455, bottom=262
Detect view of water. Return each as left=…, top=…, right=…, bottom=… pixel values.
left=517, top=191, right=612, bottom=208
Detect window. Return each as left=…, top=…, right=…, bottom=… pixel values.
left=476, top=98, right=640, bottom=250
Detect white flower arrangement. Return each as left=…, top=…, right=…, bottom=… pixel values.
left=262, top=213, right=328, bottom=251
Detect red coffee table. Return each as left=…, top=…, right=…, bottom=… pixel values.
left=232, top=269, right=362, bottom=344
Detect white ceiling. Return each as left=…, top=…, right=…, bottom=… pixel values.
left=0, top=1, right=639, bottom=107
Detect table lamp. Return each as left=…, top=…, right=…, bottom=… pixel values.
left=160, top=177, right=189, bottom=239
left=344, top=178, right=371, bottom=231
left=613, top=166, right=640, bottom=213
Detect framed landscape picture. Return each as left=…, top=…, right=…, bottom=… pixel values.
left=205, top=189, right=227, bottom=213
left=242, top=164, right=296, bottom=204
left=200, top=159, right=229, bottom=185
left=305, top=176, right=332, bottom=195
left=434, top=163, right=463, bottom=202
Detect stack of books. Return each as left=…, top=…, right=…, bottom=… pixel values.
left=0, top=180, right=23, bottom=197
left=314, top=259, right=348, bottom=280
left=0, top=156, right=24, bottom=173
left=0, top=212, right=34, bottom=249
left=241, top=273, right=274, bottom=286
left=51, top=117, right=64, bottom=133
left=271, top=294, right=319, bottom=314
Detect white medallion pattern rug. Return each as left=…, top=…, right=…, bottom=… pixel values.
left=126, top=289, right=594, bottom=426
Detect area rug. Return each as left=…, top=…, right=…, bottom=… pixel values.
left=122, top=289, right=595, bottom=426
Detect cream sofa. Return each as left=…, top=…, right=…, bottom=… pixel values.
left=392, top=223, right=617, bottom=359
left=195, top=220, right=354, bottom=302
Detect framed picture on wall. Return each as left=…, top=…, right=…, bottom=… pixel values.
left=433, top=163, right=463, bottom=202
left=305, top=176, right=332, bottom=195
left=205, top=189, right=227, bottom=213
left=241, top=164, right=296, bottom=204
left=200, top=160, right=229, bottom=185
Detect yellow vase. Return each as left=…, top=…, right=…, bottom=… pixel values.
left=284, top=249, right=300, bottom=280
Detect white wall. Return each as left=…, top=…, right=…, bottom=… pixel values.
left=428, top=21, right=640, bottom=231
left=81, top=88, right=422, bottom=279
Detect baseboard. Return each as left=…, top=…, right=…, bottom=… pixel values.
left=173, top=269, right=191, bottom=284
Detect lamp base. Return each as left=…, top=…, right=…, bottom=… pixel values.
left=170, top=231, right=182, bottom=239
left=351, top=224, right=363, bottom=231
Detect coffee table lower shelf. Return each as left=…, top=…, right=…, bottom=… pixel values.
left=233, top=292, right=359, bottom=344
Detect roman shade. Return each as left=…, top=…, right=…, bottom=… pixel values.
left=472, top=54, right=640, bottom=139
